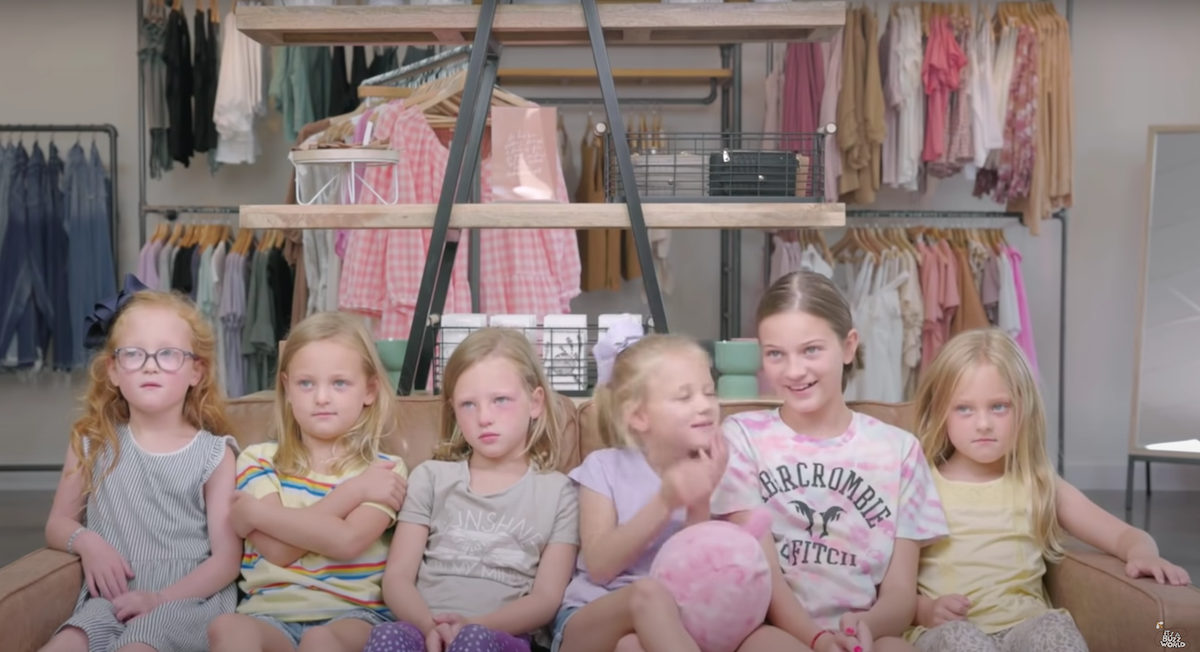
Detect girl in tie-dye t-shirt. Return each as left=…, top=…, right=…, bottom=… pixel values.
left=711, top=271, right=949, bottom=652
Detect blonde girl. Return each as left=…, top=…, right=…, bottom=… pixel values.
left=711, top=271, right=950, bottom=652
left=907, top=329, right=1189, bottom=652
left=553, top=321, right=757, bottom=652
left=209, top=311, right=409, bottom=652
left=42, top=276, right=241, bottom=652
left=364, top=327, right=580, bottom=652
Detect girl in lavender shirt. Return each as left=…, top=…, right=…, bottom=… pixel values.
left=550, top=322, right=730, bottom=652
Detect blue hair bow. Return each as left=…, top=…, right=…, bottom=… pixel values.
left=593, top=318, right=644, bottom=385
left=83, top=274, right=151, bottom=350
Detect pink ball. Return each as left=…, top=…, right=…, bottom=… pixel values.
left=649, top=512, right=773, bottom=652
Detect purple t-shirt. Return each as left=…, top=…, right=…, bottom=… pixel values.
left=560, top=447, right=686, bottom=609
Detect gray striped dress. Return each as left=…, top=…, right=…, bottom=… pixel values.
left=59, top=425, right=239, bottom=652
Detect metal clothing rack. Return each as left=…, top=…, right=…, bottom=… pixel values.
left=0, top=124, right=118, bottom=474
left=0, top=124, right=121, bottom=274
left=820, top=209, right=1069, bottom=478
left=141, top=205, right=242, bottom=245
left=134, top=0, right=244, bottom=247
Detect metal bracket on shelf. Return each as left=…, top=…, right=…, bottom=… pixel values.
left=397, top=0, right=506, bottom=395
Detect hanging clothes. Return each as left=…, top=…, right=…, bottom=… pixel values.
left=338, top=101, right=582, bottom=340
left=0, top=139, right=114, bottom=371
left=830, top=226, right=1030, bottom=401
left=836, top=5, right=886, bottom=205
left=164, top=3, right=194, bottom=167
left=575, top=116, right=626, bottom=293
left=140, top=1, right=173, bottom=179
left=214, top=7, right=268, bottom=165
left=781, top=3, right=1074, bottom=233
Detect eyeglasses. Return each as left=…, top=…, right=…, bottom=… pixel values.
left=112, top=347, right=197, bottom=372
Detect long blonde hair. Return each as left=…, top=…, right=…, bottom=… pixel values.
left=436, top=327, right=564, bottom=471
left=914, top=329, right=1066, bottom=561
left=592, top=334, right=710, bottom=449
left=71, top=291, right=231, bottom=496
left=272, top=312, right=395, bottom=477
left=756, top=271, right=862, bottom=391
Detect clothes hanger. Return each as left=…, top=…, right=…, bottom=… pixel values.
left=830, top=229, right=859, bottom=260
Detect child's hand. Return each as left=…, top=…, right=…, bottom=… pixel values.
left=923, top=594, right=971, bottom=628
left=1126, top=554, right=1192, bottom=586
left=424, top=626, right=445, bottom=652
left=837, top=613, right=872, bottom=652
left=341, top=460, right=408, bottom=512
left=230, top=492, right=260, bottom=538
left=111, top=590, right=163, bottom=622
left=706, top=430, right=730, bottom=485
left=813, top=632, right=856, bottom=652
left=661, top=439, right=727, bottom=510
left=74, top=530, right=135, bottom=600
left=432, top=613, right=467, bottom=645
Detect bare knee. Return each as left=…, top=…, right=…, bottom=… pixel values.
left=38, top=627, right=88, bottom=652
left=614, top=634, right=645, bottom=652
left=298, top=626, right=343, bottom=652
left=208, top=613, right=257, bottom=651
left=628, top=578, right=675, bottom=612
left=873, top=636, right=919, bottom=652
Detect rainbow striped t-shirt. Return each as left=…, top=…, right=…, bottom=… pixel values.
left=234, top=442, right=408, bottom=622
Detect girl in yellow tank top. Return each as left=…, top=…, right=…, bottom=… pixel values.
left=906, top=330, right=1190, bottom=652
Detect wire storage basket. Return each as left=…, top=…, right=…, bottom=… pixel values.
left=431, top=318, right=653, bottom=397
left=603, top=131, right=828, bottom=203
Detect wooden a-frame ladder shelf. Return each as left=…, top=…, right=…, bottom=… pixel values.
left=235, top=0, right=848, bottom=396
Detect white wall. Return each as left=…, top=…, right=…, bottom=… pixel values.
left=1, top=0, right=1198, bottom=491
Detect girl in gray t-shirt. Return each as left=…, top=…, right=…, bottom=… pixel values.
left=364, top=327, right=581, bottom=652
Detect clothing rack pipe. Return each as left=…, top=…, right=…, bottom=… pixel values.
left=0, top=123, right=120, bottom=284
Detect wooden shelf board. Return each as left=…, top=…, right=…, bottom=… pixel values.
left=497, top=67, right=731, bottom=85
left=239, top=202, right=846, bottom=230
left=236, top=3, right=846, bottom=47
left=359, top=67, right=730, bottom=97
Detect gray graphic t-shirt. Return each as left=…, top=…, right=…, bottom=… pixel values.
left=400, top=459, right=580, bottom=617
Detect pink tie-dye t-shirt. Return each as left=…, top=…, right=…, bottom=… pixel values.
left=711, top=409, right=948, bottom=630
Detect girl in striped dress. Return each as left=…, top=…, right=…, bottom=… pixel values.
left=41, top=277, right=242, bottom=652
left=207, top=311, right=409, bottom=652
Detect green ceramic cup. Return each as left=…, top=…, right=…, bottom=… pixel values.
left=375, top=339, right=408, bottom=389
left=718, top=374, right=760, bottom=399
left=714, top=340, right=762, bottom=376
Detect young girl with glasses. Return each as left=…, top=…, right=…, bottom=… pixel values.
left=41, top=277, right=242, bottom=652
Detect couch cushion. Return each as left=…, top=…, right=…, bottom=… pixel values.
left=226, top=391, right=581, bottom=474
left=575, top=399, right=917, bottom=461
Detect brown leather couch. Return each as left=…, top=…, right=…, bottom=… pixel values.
left=2, top=394, right=1196, bottom=652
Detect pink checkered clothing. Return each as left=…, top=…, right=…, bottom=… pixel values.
left=339, top=102, right=582, bottom=339
left=711, top=409, right=949, bottom=631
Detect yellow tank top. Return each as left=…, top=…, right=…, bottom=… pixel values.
left=905, top=468, right=1064, bottom=641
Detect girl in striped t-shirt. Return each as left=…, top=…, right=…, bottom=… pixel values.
left=208, top=312, right=409, bottom=652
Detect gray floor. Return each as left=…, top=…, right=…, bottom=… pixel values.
left=1, top=490, right=1197, bottom=578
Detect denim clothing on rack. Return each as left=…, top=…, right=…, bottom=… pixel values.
left=24, top=144, right=59, bottom=365
left=0, top=144, right=16, bottom=253
left=43, top=144, right=72, bottom=370
left=63, top=143, right=116, bottom=368
left=0, top=145, right=54, bottom=368
left=93, top=143, right=117, bottom=303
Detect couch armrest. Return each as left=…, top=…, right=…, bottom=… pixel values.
left=1047, top=547, right=1200, bottom=652
left=0, top=548, right=82, bottom=652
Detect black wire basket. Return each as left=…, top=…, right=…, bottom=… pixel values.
left=432, top=318, right=654, bottom=397
left=603, top=131, right=829, bottom=203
